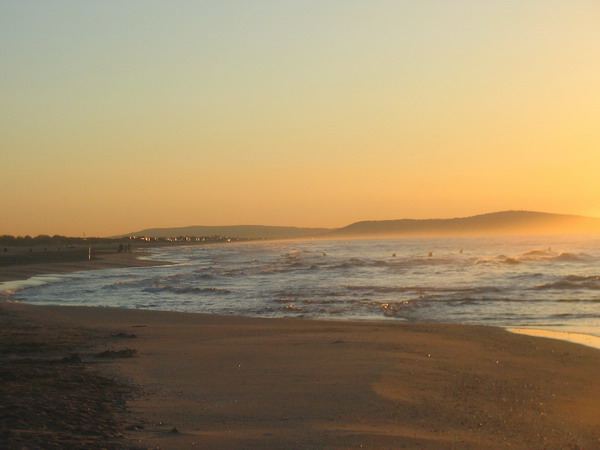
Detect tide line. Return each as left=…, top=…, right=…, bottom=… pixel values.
left=507, top=328, right=600, bottom=350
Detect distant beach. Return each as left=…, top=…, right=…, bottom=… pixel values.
left=0, top=245, right=172, bottom=283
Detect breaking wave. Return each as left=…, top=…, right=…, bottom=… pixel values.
left=344, top=285, right=502, bottom=294
left=143, top=283, right=231, bottom=295
left=534, top=275, right=600, bottom=290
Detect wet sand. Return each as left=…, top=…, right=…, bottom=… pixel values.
left=2, top=302, right=600, bottom=449
left=0, top=249, right=170, bottom=283
left=509, top=327, right=600, bottom=350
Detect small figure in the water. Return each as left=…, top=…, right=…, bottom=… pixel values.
left=428, top=252, right=433, bottom=257
left=459, top=249, right=463, bottom=254
left=392, top=253, right=396, bottom=257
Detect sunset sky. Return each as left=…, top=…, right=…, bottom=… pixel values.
left=2, top=1, right=600, bottom=236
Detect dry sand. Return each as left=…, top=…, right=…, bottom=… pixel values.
left=1, top=302, right=599, bottom=449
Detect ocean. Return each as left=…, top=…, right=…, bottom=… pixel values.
left=3, top=236, right=600, bottom=339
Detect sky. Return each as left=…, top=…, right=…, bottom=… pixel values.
left=2, top=1, right=600, bottom=237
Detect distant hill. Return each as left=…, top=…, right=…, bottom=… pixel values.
left=120, top=225, right=331, bottom=240
left=329, top=211, right=600, bottom=238
left=119, top=211, right=600, bottom=241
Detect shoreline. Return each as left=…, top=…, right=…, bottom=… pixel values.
left=508, top=327, right=600, bottom=350
left=0, top=248, right=173, bottom=283
left=3, top=250, right=600, bottom=352
left=2, top=302, right=600, bottom=448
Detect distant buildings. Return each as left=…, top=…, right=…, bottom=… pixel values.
left=127, top=235, right=248, bottom=244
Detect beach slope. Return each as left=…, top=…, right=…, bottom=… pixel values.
left=2, top=303, right=599, bottom=449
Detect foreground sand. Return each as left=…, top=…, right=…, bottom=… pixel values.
left=2, top=303, right=600, bottom=449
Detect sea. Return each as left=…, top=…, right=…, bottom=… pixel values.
left=2, top=236, right=600, bottom=341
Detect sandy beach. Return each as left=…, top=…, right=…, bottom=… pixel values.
left=1, top=301, right=600, bottom=449
left=0, top=247, right=171, bottom=283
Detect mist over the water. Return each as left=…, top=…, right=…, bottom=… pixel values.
left=4, top=236, right=600, bottom=337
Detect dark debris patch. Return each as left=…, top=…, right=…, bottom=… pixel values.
left=0, top=308, right=145, bottom=449
left=95, top=348, right=138, bottom=358
left=112, top=332, right=137, bottom=339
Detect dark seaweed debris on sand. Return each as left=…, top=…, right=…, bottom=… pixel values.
left=0, top=307, right=144, bottom=449
left=95, top=348, right=138, bottom=358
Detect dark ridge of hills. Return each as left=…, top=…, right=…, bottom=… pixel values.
left=330, top=211, right=600, bottom=237
left=120, top=225, right=331, bottom=240
left=119, top=211, right=600, bottom=241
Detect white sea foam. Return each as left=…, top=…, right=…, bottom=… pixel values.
left=0, top=275, right=65, bottom=294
